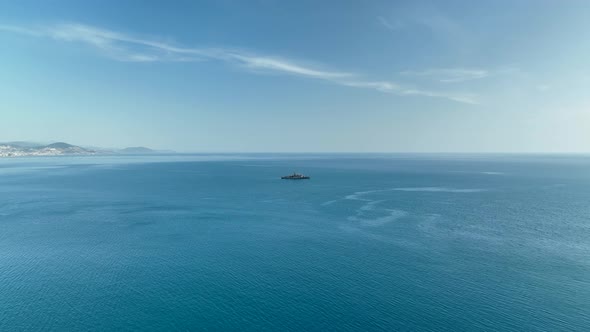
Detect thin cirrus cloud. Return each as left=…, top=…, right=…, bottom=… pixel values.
left=401, top=68, right=490, bottom=83
left=377, top=16, right=404, bottom=31
left=401, top=67, right=519, bottom=84
left=0, top=22, right=477, bottom=104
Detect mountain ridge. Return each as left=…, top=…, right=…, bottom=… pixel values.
left=0, top=142, right=169, bottom=157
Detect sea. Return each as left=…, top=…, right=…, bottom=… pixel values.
left=0, top=154, right=589, bottom=331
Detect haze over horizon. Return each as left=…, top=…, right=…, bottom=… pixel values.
left=1, top=1, right=589, bottom=153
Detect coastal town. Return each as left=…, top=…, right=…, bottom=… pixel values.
left=0, top=142, right=161, bottom=157
left=0, top=142, right=94, bottom=157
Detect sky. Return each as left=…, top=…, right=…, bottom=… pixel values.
left=1, top=0, right=589, bottom=152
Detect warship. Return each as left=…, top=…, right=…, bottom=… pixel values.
left=281, top=172, right=310, bottom=180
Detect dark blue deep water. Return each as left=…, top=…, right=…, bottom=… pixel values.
left=1, top=154, right=589, bottom=331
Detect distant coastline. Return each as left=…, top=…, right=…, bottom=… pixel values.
left=0, top=141, right=168, bottom=158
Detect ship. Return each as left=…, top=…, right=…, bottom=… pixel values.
left=281, top=172, right=310, bottom=180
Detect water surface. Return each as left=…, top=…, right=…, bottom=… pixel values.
left=1, top=154, right=589, bottom=331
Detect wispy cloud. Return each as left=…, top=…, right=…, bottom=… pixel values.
left=401, top=68, right=490, bottom=83
left=376, top=8, right=468, bottom=45
left=0, top=22, right=477, bottom=104
left=402, top=67, right=518, bottom=84
left=399, top=89, right=477, bottom=104
left=377, top=16, right=403, bottom=31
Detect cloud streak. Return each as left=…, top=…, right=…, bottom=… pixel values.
left=0, top=22, right=477, bottom=104
left=401, top=67, right=518, bottom=84
left=401, top=68, right=490, bottom=83
left=377, top=16, right=403, bottom=31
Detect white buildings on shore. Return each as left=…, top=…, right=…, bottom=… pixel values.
left=0, top=144, right=94, bottom=157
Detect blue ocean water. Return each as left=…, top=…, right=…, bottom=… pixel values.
left=0, top=154, right=589, bottom=331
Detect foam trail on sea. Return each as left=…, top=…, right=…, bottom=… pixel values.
left=391, top=187, right=485, bottom=193
left=322, top=186, right=484, bottom=206
left=344, top=195, right=408, bottom=227
left=322, top=189, right=384, bottom=205
left=349, top=209, right=408, bottom=227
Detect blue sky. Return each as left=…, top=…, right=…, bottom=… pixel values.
left=1, top=0, right=589, bottom=152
